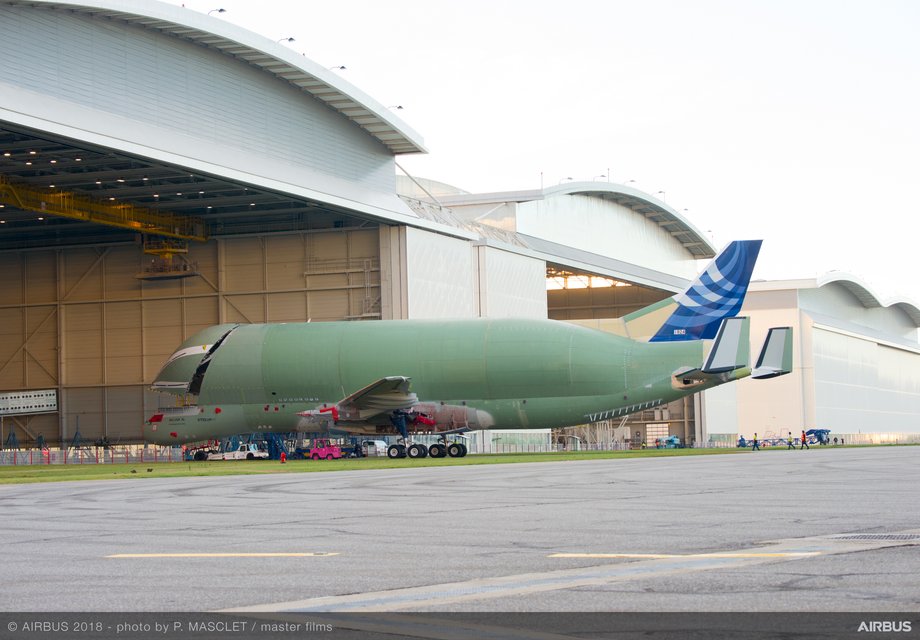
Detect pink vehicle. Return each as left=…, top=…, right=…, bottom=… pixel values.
left=306, top=439, right=342, bottom=460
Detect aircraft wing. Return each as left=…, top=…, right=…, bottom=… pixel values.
left=297, top=376, right=418, bottom=426
left=339, top=376, right=418, bottom=413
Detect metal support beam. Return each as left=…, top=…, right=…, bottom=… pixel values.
left=0, top=176, right=207, bottom=242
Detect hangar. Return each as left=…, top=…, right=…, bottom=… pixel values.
left=4, top=1, right=916, bottom=454
left=0, top=0, right=719, bottom=450
left=707, top=275, right=920, bottom=443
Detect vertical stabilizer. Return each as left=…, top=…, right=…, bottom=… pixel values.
left=647, top=240, right=762, bottom=342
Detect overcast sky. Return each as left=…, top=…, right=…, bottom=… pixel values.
left=176, top=0, right=919, bottom=302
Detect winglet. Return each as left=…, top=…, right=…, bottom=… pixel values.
left=649, top=240, right=762, bottom=342
left=702, top=316, right=750, bottom=374
left=751, top=327, right=794, bottom=379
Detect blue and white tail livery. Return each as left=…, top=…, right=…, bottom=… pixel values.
left=649, top=240, right=762, bottom=342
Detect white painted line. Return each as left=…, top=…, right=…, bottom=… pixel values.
left=107, top=552, right=338, bottom=558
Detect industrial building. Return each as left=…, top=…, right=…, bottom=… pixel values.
left=1, top=0, right=918, bottom=452
left=707, top=276, right=920, bottom=443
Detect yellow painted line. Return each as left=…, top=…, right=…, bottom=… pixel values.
left=107, top=552, right=338, bottom=558
left=549, top=552, right=821, bottom=559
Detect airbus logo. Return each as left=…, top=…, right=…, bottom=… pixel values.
left=857, top=621, right=912, bottom=633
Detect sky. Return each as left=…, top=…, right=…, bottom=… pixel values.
left=174, top=0, right=920, bottom=301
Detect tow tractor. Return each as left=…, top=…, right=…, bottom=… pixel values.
left=293, top=438, right=343, bottom=460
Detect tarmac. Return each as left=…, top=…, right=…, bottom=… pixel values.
left=3, top=445, right=919, bottom=617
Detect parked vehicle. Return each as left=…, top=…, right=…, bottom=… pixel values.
left=362, top=440, right=388, bottom=456
left=294, top=438, right=343, bottom=460
left=206, top=443, right=269, bottom=461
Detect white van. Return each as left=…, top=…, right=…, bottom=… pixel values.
left=362, top=440, right=388, bottom=456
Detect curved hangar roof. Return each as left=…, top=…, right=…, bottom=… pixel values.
left=0, top=0, right=445, bottom=250
left=817, top=272, right=920, bottom=326
left=433, top=182, right=717, bottom=259
left=0, top=0, right=425, bottom=155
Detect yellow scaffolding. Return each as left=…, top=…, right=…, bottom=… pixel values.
left=0, top=176, right=207, bottom=242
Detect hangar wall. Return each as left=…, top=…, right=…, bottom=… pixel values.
left=0, top=228, right=381, bottom=446
left=708, top=280, right=920, bottom=440
left=380, top=226, right=548, bottom=320
left=474, top=245, right=547, bottom=319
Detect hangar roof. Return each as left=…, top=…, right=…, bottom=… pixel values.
left=816, top=272, right=920, bottom=326
left=433, top=182, right=717, bottom=259
left=751, top=274, right=920, bottom=327
left=2, top=0, right=426, bottom=155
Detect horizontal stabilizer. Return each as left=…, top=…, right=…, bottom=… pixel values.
left=702, top=316, right=750, bottom=374
left=752, top=327, right=794, bottom=379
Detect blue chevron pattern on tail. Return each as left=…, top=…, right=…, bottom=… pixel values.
left=649, top=240, right=762, bottom=342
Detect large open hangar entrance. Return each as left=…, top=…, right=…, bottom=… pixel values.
left=0, top=0, right=436, bottom=447
left=0, top=123, right=387, bottom=447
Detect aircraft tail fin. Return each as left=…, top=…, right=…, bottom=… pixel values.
left=636, top=239, right=762, bottom=342
left=752, top=327, right=794, bottom=379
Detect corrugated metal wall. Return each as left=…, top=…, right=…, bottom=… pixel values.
left=0, top=229, right=380, bottom=445
left=813, top=327, right=920, bottom=432
left=404, top=227, right=474, bottom=318
left=476, top=246, right=547, bottom=318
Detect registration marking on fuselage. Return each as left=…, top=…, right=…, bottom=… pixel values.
left=107, top=552, right=338, bottom=558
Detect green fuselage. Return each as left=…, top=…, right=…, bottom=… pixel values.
left=145, top=318, right=734, bottom=445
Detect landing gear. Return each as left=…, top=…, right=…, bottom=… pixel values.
left=429, top=439, right=467, bottom=458
left=387, top=409, right=468, bottom=460
left=447, top=442, right=467, bottom=458
left=407, top=443, right=428, bottom=459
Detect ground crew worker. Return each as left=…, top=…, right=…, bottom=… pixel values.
left=752, top=433, right=760, bottom=451
left=787, top=432, right=795, bottom=449
left=800, top=430, right=810, bottom=450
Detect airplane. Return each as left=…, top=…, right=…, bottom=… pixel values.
left=143, top=239, right=793, bottom=458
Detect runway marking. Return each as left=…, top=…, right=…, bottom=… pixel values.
left=222, top=532, right=920, bottom=613
left=549, top=552, right=821, bottom=559
left=222, top=548, right=816, bottom=613
left=107, top=552, right=338, bottom=558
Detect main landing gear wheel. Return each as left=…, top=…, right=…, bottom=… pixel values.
left=407, top=443, right=429, bottom=459
left=387, top=444, right=407, bottom=459
left=428, top=443, right=446, bottom=458
left=447, top=443, right=464, bottom=458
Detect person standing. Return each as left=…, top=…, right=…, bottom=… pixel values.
left=800, top=430, right=810, bottom=450
left=752, top=432, right=760, bottom=451
left=787, top=432, right=795, bottom=449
